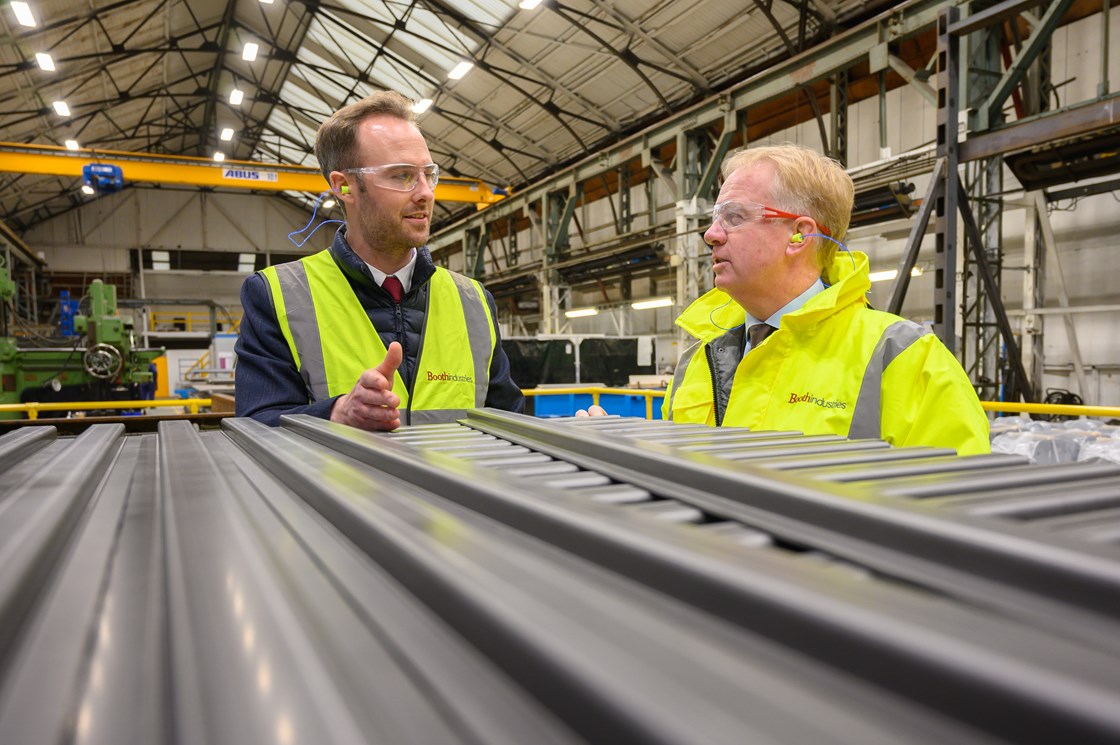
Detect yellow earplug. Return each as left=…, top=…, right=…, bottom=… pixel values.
left=790, top=232, right=804, bottom=243
left=340, top=184, right=349, bottom=195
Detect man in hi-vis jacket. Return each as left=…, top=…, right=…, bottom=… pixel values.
left=662, top=144, right=988, bottom=455
left=236, top=91, right=522, bottom=429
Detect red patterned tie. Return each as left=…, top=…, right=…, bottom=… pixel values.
left=382, top=275, right=404, bottom=304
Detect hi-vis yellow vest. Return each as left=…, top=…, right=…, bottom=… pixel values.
left=262, top=250, right=496, bottom=424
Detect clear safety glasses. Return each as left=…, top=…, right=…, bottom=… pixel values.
left=341, top=163, right=440, bottom=192
left=710, top=200, right=831, bottom=236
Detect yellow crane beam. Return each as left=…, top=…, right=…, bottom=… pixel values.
left=0, top=142, right=507, bottom=205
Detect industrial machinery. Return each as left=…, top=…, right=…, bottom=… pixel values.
left=1, top=411, right=1118, bottom=743
left=0, top=272, right=163, bottom=419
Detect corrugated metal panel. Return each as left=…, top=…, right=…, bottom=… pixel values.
left=2, top=411, right=1120, bottom=744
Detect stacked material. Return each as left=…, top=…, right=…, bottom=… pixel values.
left=1, top=410, right=1119, bottom=745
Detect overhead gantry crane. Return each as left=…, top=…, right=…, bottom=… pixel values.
left=0, top=142, right=508, bottom=207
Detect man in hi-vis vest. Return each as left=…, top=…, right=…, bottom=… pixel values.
left=662, top=144, right=989, bottom=455
left=235, top=91, right=523, bottom=429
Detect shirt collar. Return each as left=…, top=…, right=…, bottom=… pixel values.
left=743, top=278, right=825, bottom=353
left=365, top=247, right=418, bottom=294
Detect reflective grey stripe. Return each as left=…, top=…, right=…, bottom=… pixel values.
left=667, top=340, right=704, bottom=421
left=271, top=262, right=330, bottom=401
left=447, top=271, right=493, bottom=406
left=848, top=320, right=930, bottom=440
left=409, top=409, right=469, bottom=425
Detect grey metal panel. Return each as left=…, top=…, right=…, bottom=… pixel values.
left=3, top=413, right=1120, bottom=744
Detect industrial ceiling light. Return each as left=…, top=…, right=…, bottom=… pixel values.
left=52, top=100, right=70, bottom=117
left=35, top=52, right=54, bottom=71
left=213, top=152, right=226, bottom=162
left=81, top=184, right=95, bottom=195
left=259, top=0, right=275, bottom=4
left=564, top=307, right=598, bottom=318
left=448, top=61, right=473, bottom=80
left=220, top=127, right=234, bottom=141
left=229, top=88, right=244, bottom=106
left=242, top=42, right=259, bottom=62
left=631, top=297, right=673, bottom=310
left=519, top=0, right=543, bottom=8
left=64, top=139, right=79, bottom=150
left=11, top=2, right=36, bottom=27
left=413, top=98, right=432, bottom=114
left=322, top=198, right=336, bottom=209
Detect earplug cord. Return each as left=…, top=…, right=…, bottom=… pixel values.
left=709, top=297, right=742, bottom=332
left=798, top=233, right=856, bottom=271
left=288, top=190, right=344, bottom=248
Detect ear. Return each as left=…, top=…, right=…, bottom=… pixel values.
left=786, top=218, right=817, bottom=255
left=328, top=171, right=351, bottom=198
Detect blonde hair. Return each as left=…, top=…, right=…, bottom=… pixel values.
left=721, top=144, right=854, bottom=267
left=314, top=91, right=416, bottom=181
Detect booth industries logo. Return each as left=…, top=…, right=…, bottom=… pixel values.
left=427, top=370, right=473, bottom=383
left=787, top=391, right=847, bottom=410
left=222, top=168, right=279, bottom=182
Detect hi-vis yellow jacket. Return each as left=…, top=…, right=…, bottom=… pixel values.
left=262, top=249, right=496, bottom=425
left=663, top=251, right=990, bottom=455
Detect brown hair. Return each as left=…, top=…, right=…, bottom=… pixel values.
left=314, top=91, right=416, bottom=180
left=722, top=144, right=854, bottom=267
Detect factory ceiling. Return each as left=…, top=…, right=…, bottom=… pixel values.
left=0, top=0, right=902, bottom=233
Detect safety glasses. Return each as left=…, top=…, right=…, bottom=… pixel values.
left=341, top=163, right=440, bottom=192
left=711, top=200, right=831, bottom=236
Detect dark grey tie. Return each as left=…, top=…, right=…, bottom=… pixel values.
left=747, top=322, right=775, bottom=351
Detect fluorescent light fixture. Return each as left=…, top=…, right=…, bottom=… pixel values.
left=81, top=184, right=95, bottom=195
left=220, top=127, right=234, bottom=141
left=11, top=2, right=35, bottom=27
left=869, top=267, right=924, bottom=283
left=52, top=100, right=70, bottom=117
left=229, top=88, right=244, bottom=106
left=322, top=198, right=336, bottom=209
left=564, top=307, right=598, bottom=318
left=412, top=98, right=432, bottom=114
left=152, top=251, right=170, bottom=261
left=242, top=42, right=259, bottom=62
left=35, top=53, right=54, bottom=71
left=64, top=139, right=79, bottom=150
left=519, top=0, right=543, bottom=8
left=631, top=297, right=674, bottom=310
left=448, top=61, right=474, bottom=80
left=213, top=152, right=225, bottom=162
left=259, top=0, right=275, bottom=4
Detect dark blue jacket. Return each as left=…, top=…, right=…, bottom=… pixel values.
left=235, top=228, right=524, bottom=425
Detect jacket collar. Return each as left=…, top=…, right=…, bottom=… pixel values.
left=329, top=226, right=437, bottom=290
left=675, top=251, right=871, bottom=342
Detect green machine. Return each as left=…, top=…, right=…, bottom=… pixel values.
left=1, top=267, right=164, bottom=420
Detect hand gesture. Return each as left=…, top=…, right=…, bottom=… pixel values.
left=575, top=405, right=608, bottom=417
left=330, top=342, right=403, bottom=430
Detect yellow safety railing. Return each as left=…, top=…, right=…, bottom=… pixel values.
left=148, top=311, right=240, bottom=333
left=0, top=398, right=211, bottom=420
left=2, top=392, right=1115, bottom=423
left=522, top=387, right=666, bottom=420
left=523, top=389, right=1120, bottom=422
left=981, top=401, right=1120, bottom=419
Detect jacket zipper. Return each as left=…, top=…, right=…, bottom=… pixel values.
left=705, top=344, right=722, bottom=427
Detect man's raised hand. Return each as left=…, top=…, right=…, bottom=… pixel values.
left=330, top=342, right=404, bottom=430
